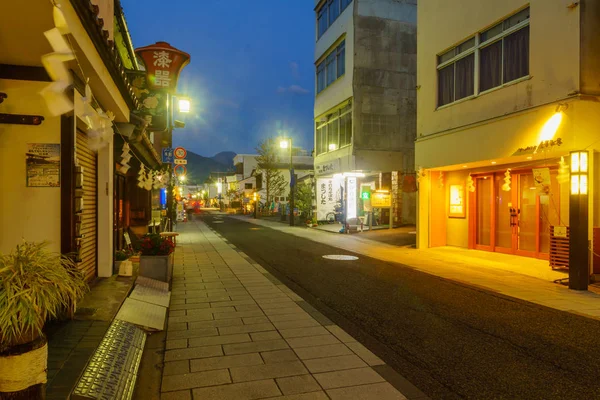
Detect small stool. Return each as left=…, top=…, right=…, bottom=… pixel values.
left=160, top=232, right=179, bottom=246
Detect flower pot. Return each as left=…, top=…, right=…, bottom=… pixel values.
left=0, top=335, right=47, bottom=398
left=139, top=255, right=172, bottom=283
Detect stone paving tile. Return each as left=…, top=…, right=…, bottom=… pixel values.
left=160, top=389, right=192, bottom=400
left=268, top=312, right=314, bottom=322
left=191, top=378, right=281, bottom=400
left=325, top=325, right=357, bottom=343
left=166, top=339, right=187, bottom=350
left=188, top=333, right=251, bottom=347
left=313, top=367, right=385, bottom=390
left=250, top=331, right=282, bottom=341
left=164, top=345, right=223, bottom=362
left=276, top=374, right=322, bottom=395
left=163, top=360, right=190, bottom=376
left=161, top=369, right=231, bottom=392
left=259, top=301, right=299, bottom=310
left=170, top=302, right=212, bottom=311
left=167, top=322, right=187, bottom=332
left=303, top=354, right=367, bottom=373
left=293, top=344, right=354, bottom=360
left=218, top=323, right=276, bottom=335
left=188, top=318, right=243, bottom=330
left=190, top=353, right=264, bottom=372
left=235, top=304, right=262, bottom=312
left=214, top=309, right=265, bottom=320
left=273, top=319, right=321, bottom=330
left=168, top=313, right=215, bottom=324
left=261, top=349, right=300, bottom=364
left=268, top=392, right=329, bottom=400
left=279, top=326, right=330, bottom=339
left=326, top=382, right=408, bottom=400
left=346, top=341, right=385, bottom=366
left=286, top=334, right=341, bottom=349
left=223, top=339, right=290, bottom=355
left=229, top=360, right=308, bottom=382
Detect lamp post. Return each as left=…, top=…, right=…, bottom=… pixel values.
left=280, top=138, right=294, bottom=226
left=165, top=94, right=190, bottom=231
left=569, top=150, right=589, bottom=290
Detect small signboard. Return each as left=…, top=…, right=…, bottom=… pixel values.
left=174, top=159, right=187, bottom=165
left=162, top=147, right=174, bottom=163
left=173, top=164, right=187, bottom=176
left=554, top=226, right=567, bottom=238
left=174, top=147, right=187, bottom=159
left=371, top=192, right=391, bottom=208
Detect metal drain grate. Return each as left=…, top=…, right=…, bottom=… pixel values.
left=71, top=319, right=146, bottom=400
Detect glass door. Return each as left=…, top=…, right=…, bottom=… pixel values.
left=494, top=174, right=514, bottom=254
left=515, top=173, right=538, bottom=257
left=475, top=176, right=493, bottom=250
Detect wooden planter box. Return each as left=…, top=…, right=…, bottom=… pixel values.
left=139, top=254, right=173, bottom=283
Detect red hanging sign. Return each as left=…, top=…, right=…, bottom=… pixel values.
left=135, top=42, right=190, bottom=92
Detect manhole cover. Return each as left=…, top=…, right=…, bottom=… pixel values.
left=322, top=255, right=359, bottom=261
left=213, top=221, right=224, bottom=223
left=249, top=228, right=262, bottom=230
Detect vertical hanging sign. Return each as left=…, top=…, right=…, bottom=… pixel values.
left=133, top=42, right=191, bottom=131
left=346, top=177, right=357, bottom=219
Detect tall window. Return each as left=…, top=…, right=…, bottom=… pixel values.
left=316, top=0, right=352, bottom=39
left=316, top=40, right=345, bottom=94
left=315, top=104, right=352, bottom=155
left=437, top=7, right=530, bottom=108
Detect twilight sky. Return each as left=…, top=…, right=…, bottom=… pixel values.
left=122, top=0, right=315, bottom=157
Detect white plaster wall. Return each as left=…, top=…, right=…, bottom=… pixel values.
left=0, top=79, right=61, bottom=253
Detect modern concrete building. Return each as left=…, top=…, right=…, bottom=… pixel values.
left=416, top=1, right=600, bottom=280
left=313, top=0, right=417, bottom=226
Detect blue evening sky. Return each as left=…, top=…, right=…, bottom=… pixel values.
left=121, top=0, right=315, bottom=157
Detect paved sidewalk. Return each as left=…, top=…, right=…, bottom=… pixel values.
left=228, top=216, right=600, bottom=321
left=161, top=220, right=420, bottom=400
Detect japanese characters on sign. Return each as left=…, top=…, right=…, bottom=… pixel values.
left=346, top=177, right=357, bottom=219
left=316, top=177, right=343, bottom=220
left=135, top=42, right=190, bottom=92
left=315, top=159, right=340, bottom=176
left=162, top=147, right=174, bottom=164
left=26, top=143, right=60, bottom=187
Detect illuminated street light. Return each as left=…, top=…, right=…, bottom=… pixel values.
left=279, top=140, right=289, bottom=149
left=569, top=150, right=589, bottom=291
left=179, top=175, right=186, bottom=182
left=178, top=98, right=191, bottom=113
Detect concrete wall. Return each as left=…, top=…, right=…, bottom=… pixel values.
left=0, top=80, right=61, bottom=253
left=417, top=0, right=580, bottom=142
left=581, top=0, right=600, bottom=96
left=314, top=3, right=354, bottom=117
left=353, top=0, right=416, bottom=164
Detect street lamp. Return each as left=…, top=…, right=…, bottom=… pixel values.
left=280, top=138, right=295, bottom=226
left=569, top=150, right=589, bottom=290
left=178, top=97, right=191, bottom=113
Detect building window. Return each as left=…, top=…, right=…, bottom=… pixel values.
left=437, top=7, right=529, bottom=107
left=245, top=183, right=253, bottom=189
left=316, top=40, right=345, bottom=94
left=316, top=0, right=352, bottom=39
left=315, top=103, right=352, bottom=156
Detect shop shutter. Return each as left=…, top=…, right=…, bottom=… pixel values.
left=76, top=130, right=97, bottom=282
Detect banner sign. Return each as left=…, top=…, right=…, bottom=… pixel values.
left=128, top=70, right=168, bottom=131
left=347, top=177, right=357, bottom=219
left=316, top=177, right=343, bottom=220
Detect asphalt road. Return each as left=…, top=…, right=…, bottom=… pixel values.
left=200, top=215, right=600, bottom=400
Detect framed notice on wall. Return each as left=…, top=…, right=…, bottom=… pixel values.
left=26, top=143, right=60, bottom=187
left=449, top=184, right=465, bottom=218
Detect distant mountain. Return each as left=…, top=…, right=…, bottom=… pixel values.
left=211, top=151, right=236, bottom=168
left=185, top=150, right=235, bottom=184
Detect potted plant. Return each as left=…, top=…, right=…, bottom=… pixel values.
left=139, top=233, right=175, bottom=283
left=0, top=241, right=87, bottom=399
left=114, top=249, right=132, bottom=276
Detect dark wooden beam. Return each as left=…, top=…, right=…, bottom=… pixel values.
left=61, top=115, right=76, bottom=255
left=0, top=64, right=51, bottom=82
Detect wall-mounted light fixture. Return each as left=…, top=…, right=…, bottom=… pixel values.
left=569, top=150, right=589, bottom=290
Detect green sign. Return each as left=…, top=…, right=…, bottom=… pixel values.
left=361, top=191, right=370, bottom=200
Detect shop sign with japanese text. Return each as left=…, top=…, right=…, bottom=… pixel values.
left=135, top=42, right=190, bottom=92
left=316, top=177, right=343, bottom=220
left=315, top=159, right=340, bottom=176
